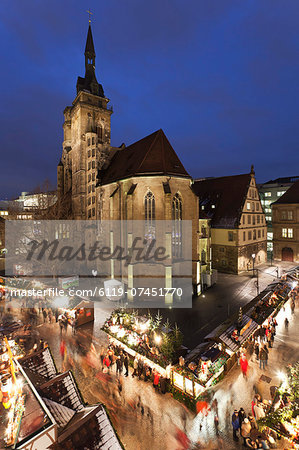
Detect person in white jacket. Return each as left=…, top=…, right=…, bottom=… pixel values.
left=254, top=402, right=265, bottom=420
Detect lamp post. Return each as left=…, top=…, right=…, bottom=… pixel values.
left=252, top=253, right=256, bottom=277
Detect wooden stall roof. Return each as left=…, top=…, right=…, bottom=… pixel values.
left=219, top=314, right=258, bottom=353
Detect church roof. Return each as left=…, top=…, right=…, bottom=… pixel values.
left=192, top=173, right=251, bottom=228
left=272, top=179, right=299, bottom=204
left=100, top=129, right=190, bottom=184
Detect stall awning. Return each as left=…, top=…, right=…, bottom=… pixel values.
left=219, top=314, right=258, bottom=353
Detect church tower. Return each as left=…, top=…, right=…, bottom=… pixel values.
left=57, top=21, right=112, bottom=219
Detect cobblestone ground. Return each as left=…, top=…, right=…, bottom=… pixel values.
left=26, top=296, right=297, bottom=450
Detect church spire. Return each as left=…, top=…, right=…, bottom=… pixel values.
left=76, top=21, right=105, bottom=98
left=85, top=24, right=96, bottom=66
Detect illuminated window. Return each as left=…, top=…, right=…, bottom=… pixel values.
left=288, top=228, right=293, bottom=238
left=277, top=191, right=286, bottom=197
left=172, top=193, right=182, bottom=257
left=288, top=211, right=293, bottom=220
left=282, top=228, right=287, bottom=238
left=247, top=202, right=250, bottom=210
left=266, top=216, right=271, bottom=221
left=145, top=191, right=156, bottom=242
left=265, top=192, right=271, bottom=197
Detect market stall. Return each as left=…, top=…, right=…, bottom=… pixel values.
left=259, top=362, right=299, bottom=447
left=0, top=337, right=26, bottom=447
left=70, top=299, right=94, bottom=326
left=171, top=343, right=230, bottom=398
left=102, top=310, right=183, bottom=376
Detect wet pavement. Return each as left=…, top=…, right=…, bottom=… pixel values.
left=1, top=261, right=298, bottom=449
left=23, top=294, right=298, bottom=450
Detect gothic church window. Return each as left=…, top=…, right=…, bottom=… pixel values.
left=144, top=191, right=156, bottom=242
left=172, top=193, right=182, bottom=258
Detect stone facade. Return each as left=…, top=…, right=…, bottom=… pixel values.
left=272, top=203, right=299, bottom=263
left=58, top=91, right=112, bottom=219
left=194, top=169, right=267, bottom=274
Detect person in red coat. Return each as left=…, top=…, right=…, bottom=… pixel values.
left=240, top=354, right=249, bottom=378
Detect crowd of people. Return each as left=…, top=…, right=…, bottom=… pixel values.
left=232, top=400, right=278, bottom=448
left=253, top=318, right=278, bottom=371
left=100, top=341, right=168, bottom=394
left=231, top=295, right=297, bottom=449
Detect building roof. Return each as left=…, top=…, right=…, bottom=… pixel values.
left=192, top=173, right=251, bottom=228
left=272, top=179, right=299, bottom=204
left=262, top=176, right=299, bottom=185
left=100, top=129, right=190, bottom=185
left=19, top=347, right=58, bottom=382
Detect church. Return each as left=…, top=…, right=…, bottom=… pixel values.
left=57, top=23, right=266, bottom=299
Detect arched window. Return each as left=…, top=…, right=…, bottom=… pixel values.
left=144, top=191, right=155, bottom=241
left=172, top=193, right=182, bottom=258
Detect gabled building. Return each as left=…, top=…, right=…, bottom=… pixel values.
left=258, top=175, right=299, bottom=259
left=272, top=179, right=299, bottom=263
left=193, top=167, right=267, bottom=274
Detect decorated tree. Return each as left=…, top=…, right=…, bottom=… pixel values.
left=258, top=362, right=299, bottom=443
left=160, top=324, right=184, bottom=364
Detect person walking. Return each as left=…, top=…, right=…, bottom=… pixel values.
left=63, top=315, right=69, bottom=334
left=103, top=354, right=111, bottom=372
left=116, top=356, right=123, bottom=376
left=267, top=330, right=272, bottom=348
left=238, top=407, right=246, bottom=424
left=264, top=345, right=269, bottom=367
left=132, top=356, right=138, bottom=377
left=291, top=299, right=295, bottom=314
left=43, top=308, right=48, bottom=323
left=259, top=346, right=267, bottom=370
left=58, top=314, right=65, bottom=335
left=123, top=354, right=129, bottom=377
left=285, top=317, right=289, bottom=329
left=231, top=409, right=240, bottom=441
left=241, top=417, right=251, bottom=446
left=153, top=370, right=160, bottom=391
left=71, top=316, right=77, bottom=335
left=137, top=357, right=144, bottom=380
left=240, top=355, right=249, bottom=378
left=99, top=347, right=105, bottom=370
left=254, top=342, right=260, bottom=361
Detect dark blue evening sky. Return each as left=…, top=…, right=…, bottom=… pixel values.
left=1, top=0, right=299, bottom=198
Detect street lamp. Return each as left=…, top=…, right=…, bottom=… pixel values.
left=252, top=253, right=256, bottom=276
